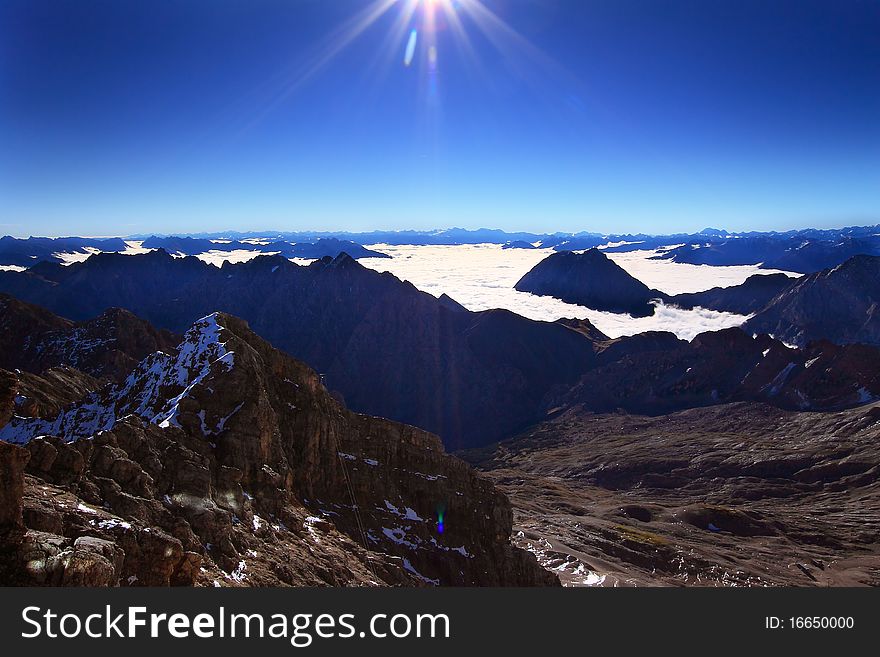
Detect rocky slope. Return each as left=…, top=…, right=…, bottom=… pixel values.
left=0, top=312, right=555, bottom=587
left=0, top=251, right=597, bottom=448
left=463, top=402, right=880, bottom=587
left=515, top=249, right=663, bottom=317
left=745, top=254, right=880, bottom=347
left=0, top=293, right=180, bottom=382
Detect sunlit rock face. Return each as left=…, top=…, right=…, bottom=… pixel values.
left=0, top=311, right=557, bottom=587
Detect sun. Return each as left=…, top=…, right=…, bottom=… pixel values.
left=243, top=0, right=554, bottom=131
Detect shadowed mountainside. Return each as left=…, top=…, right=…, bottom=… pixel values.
left=745, top=255, right=880, bottom=347
left=0, top=251, right=598, bottom=449
left=561, top=327, right=880, bottom=416
left=515, top=249, right=664, bottom=317
left=0, top=293, right=180, bottom=382
left=667, top=273, right=793, bottom=315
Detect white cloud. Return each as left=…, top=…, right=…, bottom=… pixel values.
left=37, top=241, right=784, bottom=342
left=196, top=249, right=277, bottom=266
left=604, top=249, right=799, bottom=295
left=355, top=244, right=757, bottom=340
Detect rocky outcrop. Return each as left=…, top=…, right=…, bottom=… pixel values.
left=594, top=331, right=683, bottom=365
left=556, top=318, right=610, bottom=342
left=0, top=312, right=556, bottom=587
left=745, top=255, right=880, bottom=347
left=0, top=252, right=597, bottom=448
left=515, top=249, right=663, bottom=317
left=11, top=368, right=101, bottom=419
left=0, top=370, right=16, bottom=429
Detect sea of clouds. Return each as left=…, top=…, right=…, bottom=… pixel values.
left=353, top=244, right=798, bottom=340
left=51, top=241, right=799, bottom=341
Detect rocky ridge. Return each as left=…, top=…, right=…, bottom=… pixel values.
left=560, top=327, right=880, bottom=415
left=0, top=293, right=180, bottom=382
left=0, top=311, right=555, bottom=587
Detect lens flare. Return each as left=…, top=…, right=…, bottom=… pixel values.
left=436, top=504, right=446, bottom=534
left=238, top=0, right=565, bottom=133
left=404, top=29, right=418, bottom=66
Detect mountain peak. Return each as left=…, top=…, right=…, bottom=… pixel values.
left=0, top=312, right=236, bottom=443
left=515, top=248, right=662, bottom=317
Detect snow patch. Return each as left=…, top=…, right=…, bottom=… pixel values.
left=0, top=313, right=236, bottom=444
left=402, top=558, right=439, bottom=586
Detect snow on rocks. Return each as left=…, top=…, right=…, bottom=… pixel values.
left=402, top=558, right=439, bottom=586
left=0, top=313, right=235, bottom=444
left=383, top=499, right=424, bottom=521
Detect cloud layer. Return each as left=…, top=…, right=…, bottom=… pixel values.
left=44, top=241, right=794, bottom=341
left=357, top=244, right=779, bottom=340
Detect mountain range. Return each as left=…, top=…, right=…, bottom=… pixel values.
left=516, top=248, right=880, bottom=348
left=0, top=236, right=129, bottom=267
left=140, top=236, right=390, bottom=260
left=7, top=224, right=880, bottom=275
left=0, top=250, right=597, bottom=449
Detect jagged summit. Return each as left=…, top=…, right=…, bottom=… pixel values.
left=0, top=313, right=234, bottom=444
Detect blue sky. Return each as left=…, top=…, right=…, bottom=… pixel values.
left=1, top=0, right=878, bottom=237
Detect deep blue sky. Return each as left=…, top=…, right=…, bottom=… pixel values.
left=1, top=0, right=878, bottom=237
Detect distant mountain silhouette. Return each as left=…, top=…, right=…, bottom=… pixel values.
left=0, top=236, right=128, bottom=267
left=656, top=235, right=880, bottom=274
left=140, top=235, right=389, bottom=259
left=515, top=249, right=664, bottom=317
